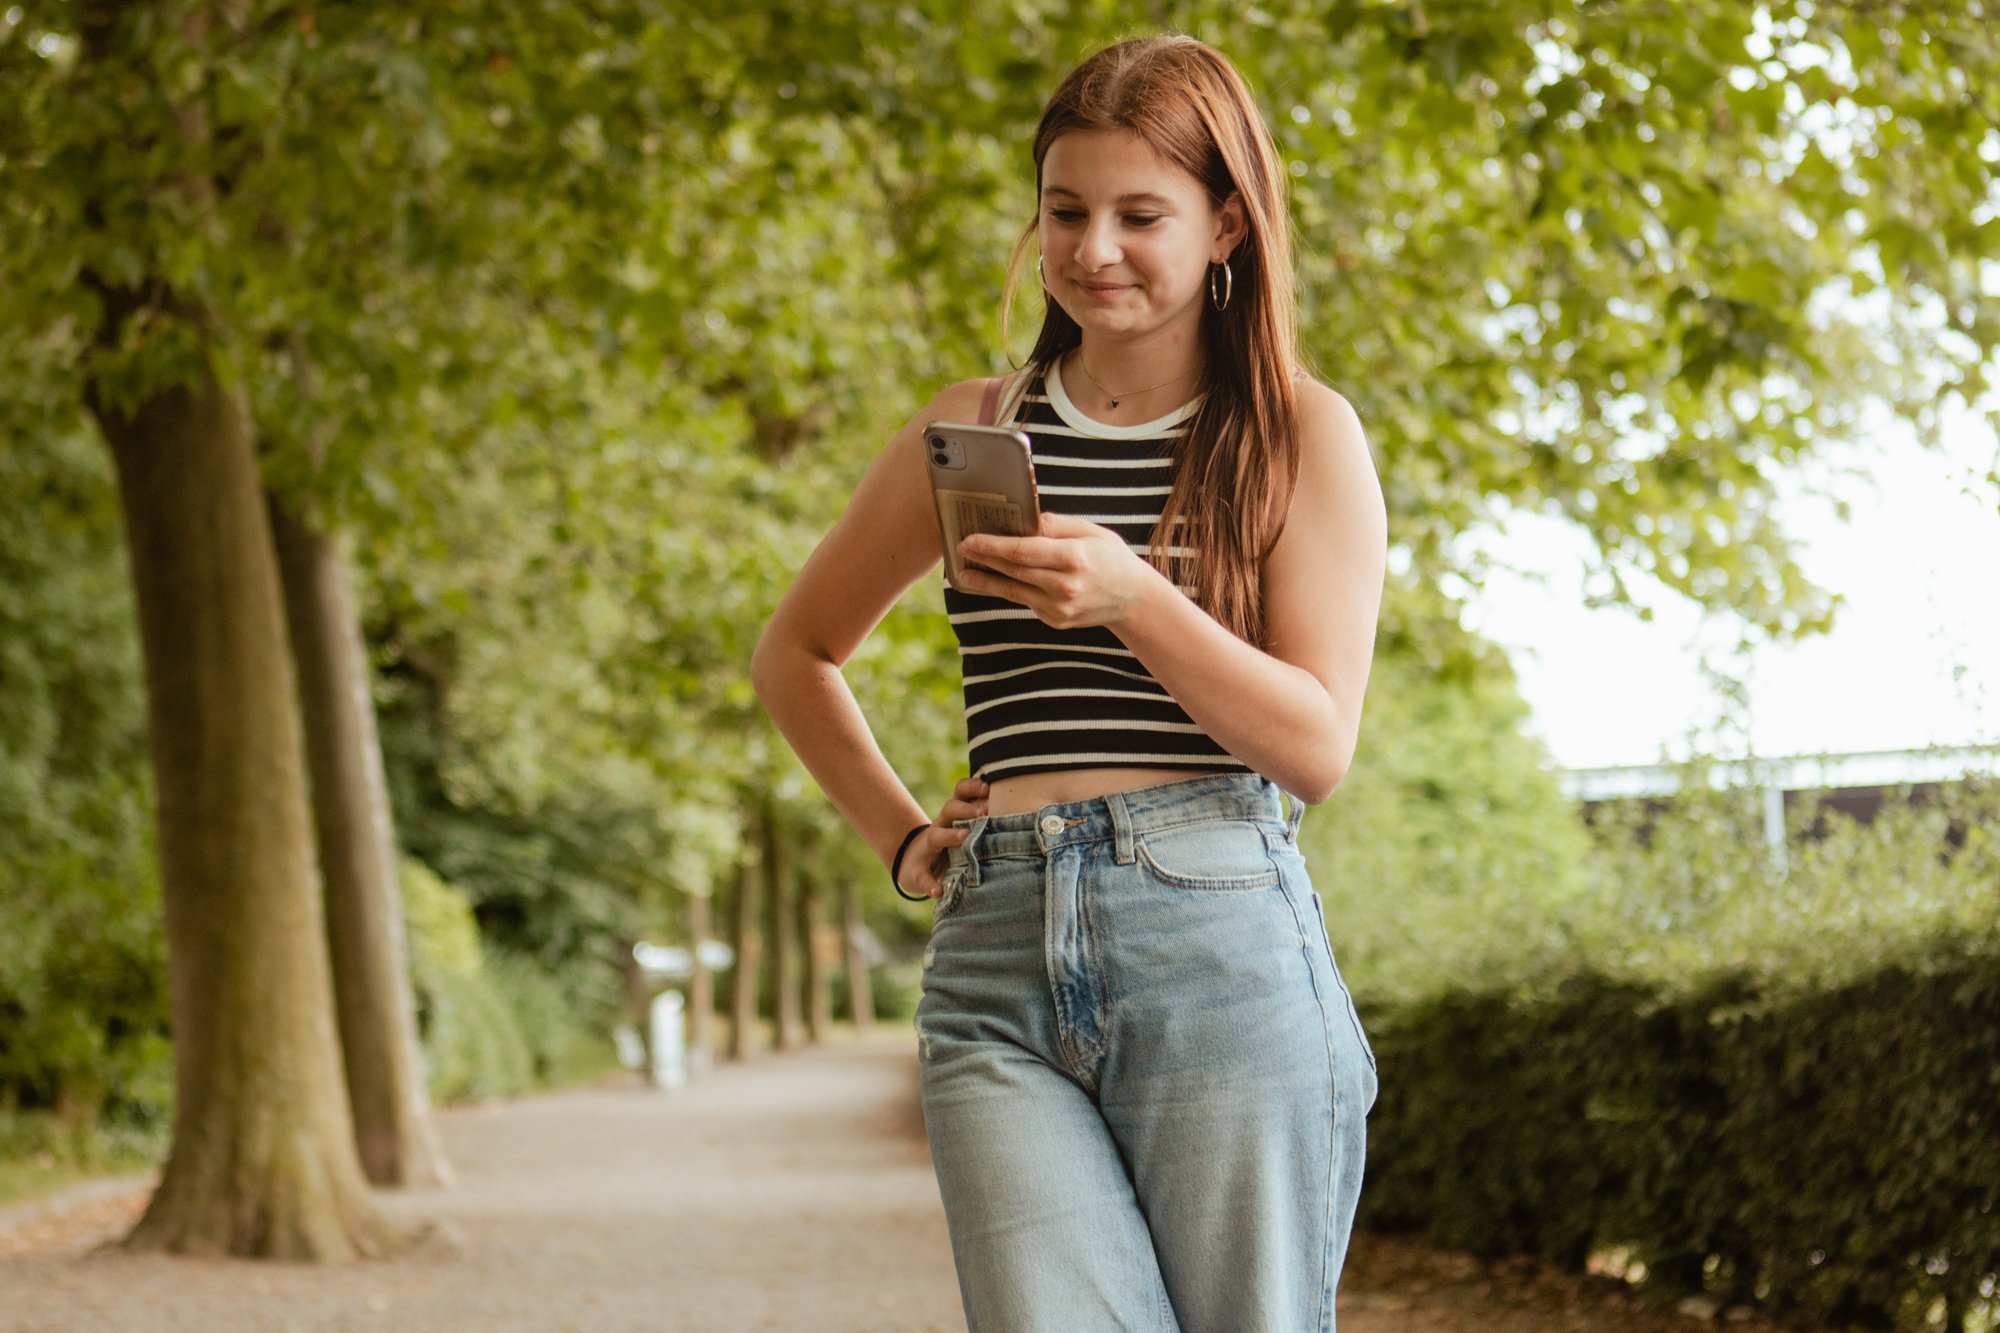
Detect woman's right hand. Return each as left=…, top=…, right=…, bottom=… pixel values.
left=896, top=776, right=991, bottom=900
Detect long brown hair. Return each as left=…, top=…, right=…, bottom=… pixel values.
left=999, top=34, right=1309, bottom=651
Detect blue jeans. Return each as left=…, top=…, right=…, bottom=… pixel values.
left=915, top=771, right=1378, bottom=1332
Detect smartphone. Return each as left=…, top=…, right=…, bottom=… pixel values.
left=921, top=419, right=1041, bottom=595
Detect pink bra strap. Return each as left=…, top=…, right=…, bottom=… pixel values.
left=978, top=375, right=1003, bottom=426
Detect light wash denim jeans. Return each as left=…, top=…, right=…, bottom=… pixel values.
left=915, top=771, right=1378, bottom=1332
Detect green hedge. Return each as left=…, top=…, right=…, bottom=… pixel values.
left=403, top=858, right=617, bottom=1102
left=1351, top=766, right=2000, bottom=1331
left=1361, top=950, right=2000, bottom=1328
left=481, top=947, right=619, bottom=1087
left=866, top=961, right=924, bottom=1024
left=0, top=430, right=170, bottom=1139
left=416, top=963, right=537, bottom=1103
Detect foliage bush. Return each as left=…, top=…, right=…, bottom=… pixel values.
left=1355, top=761, right=2000, bottom=1332
left=417, top=965, right=535, bottom=1104
left=482, top=947, right=620, bottom=1088
left=401, top=856, right=485, bottom=980
left=1305, top=623, right=1599, bottom=1007
left=865, top=961, right=925, bottom=1024
left=0, top=431, right=171, bottom=1136
left=402, top=858, right=616, bottom=1102
left=0, top=1107, right=167, bottom=1207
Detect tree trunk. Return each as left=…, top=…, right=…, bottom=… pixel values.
left=842, top=876, right=874, bottom=1032
left=727, top=827, right=759, bottom=1061
left=762, top=794, right=801, bottom=1051
left=88, top=366, right=401, bottom=1260
left=686, top=890, right=714, bottom=1078
left=798, top=866, right=832, bottom=1041
left=267, top=492, right=451, bottom=1190
left=620, top=937, right=652, bottom=1075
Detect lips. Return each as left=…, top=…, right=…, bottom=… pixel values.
left=1081, top=282, right=1129, bottom=292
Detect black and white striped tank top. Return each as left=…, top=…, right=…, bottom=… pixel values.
left=944, top=355, right=1255, bottom=783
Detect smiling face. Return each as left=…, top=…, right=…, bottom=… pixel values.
left=1039, top=128, right=1246, bottom=335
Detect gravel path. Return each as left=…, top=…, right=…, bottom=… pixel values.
left=0, top=1028, right=956, bottom=1332
left=0, top=1026, right=1820, bottom=1332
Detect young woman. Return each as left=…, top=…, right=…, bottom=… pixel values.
left=751, top=33, right=1386, bottom=1332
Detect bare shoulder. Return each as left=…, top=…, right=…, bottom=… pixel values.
left=749, top=368, right=1024, bottom=673
left=1283, top=374, right=1382, bottom=525
left=913, top=369, right=1026, bottom=439
left=1292, top=374, right=1368, bottom=455
left=930, top=376, right=992, bottom=422
left=873, top=371, right=1014, bottom=482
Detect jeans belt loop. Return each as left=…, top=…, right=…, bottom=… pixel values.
left=962, top=813, right=989, bottom=885
left=1106, top=791, right=1136, bottom=864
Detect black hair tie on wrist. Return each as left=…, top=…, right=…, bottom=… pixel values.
left=891, top=822, right=933, bottom=902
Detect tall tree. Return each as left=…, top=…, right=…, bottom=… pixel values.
left=1, top=0, right=682, bottom=1252
left=87, top=363, right=397, bottom=1258
left=761, top=792, right=803, bottom=1052
left=728, top=823, right=761, bottom=1061
left=686, top=888, right=716, bottom=1077
left=269, top=491, right=450, bottom=1189
left=842, top=876, right=876, bottom=1033
left=798, top=863, right=832, bottom=1042
left=51, top=1, right=397, bottom=1258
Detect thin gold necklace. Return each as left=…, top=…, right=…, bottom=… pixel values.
left=1069, top=349, right=1197, bottom=410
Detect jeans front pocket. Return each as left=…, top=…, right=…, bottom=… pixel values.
left=1134, top=817, right=1281, bottom=891
left=933, top=815, right=990, bottom=929
left=932, top=857, right=969, bottom=927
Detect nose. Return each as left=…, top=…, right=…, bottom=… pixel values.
left=1073, top=218, right=1122, bottom=274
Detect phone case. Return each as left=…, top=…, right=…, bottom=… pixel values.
left=922, top=419, right=1040, bottom=594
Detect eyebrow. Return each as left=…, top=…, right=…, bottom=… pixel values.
left=1041, top=186, right=1176, bottom=206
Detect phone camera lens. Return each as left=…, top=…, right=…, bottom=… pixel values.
left=931, top=450, right=949, bottom=465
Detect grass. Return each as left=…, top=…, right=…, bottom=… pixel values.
left=0, top=1114, right=165, bottom=1209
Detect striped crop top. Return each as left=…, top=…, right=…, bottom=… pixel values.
left=944, top=355, right=1255, bottom=783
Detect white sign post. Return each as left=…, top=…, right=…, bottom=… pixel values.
left=649, top=989, right=687, bottom=1090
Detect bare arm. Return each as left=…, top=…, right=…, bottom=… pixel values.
left=749, top=375, right=998, bottom=870
left=1095, top=382, right=1387, bottom=802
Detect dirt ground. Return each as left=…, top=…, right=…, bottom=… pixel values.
left=0, top=1028, right=1824, bottom=1332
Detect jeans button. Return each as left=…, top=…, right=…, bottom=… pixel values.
left=1038, top=813, right=1064, bottom=837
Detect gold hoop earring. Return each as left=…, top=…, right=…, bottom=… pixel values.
left=1209, top=259, right=1233, bottom=311
left=1037, top=255, right=1050, bottom=294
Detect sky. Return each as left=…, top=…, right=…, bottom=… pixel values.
left=1443, top=10, right=2000, bottom=776
left=1450, top=392, right=2000, bottom=773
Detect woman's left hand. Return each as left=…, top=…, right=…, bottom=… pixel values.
left=956, top=510, right=1162, bottom=631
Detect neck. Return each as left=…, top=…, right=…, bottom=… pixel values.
left=1062, top=337, right=1203, bottom=413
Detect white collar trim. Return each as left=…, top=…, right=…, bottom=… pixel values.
left=1044, top=354, right=1204, bottom=438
